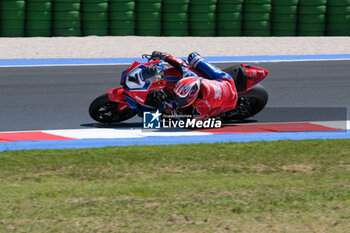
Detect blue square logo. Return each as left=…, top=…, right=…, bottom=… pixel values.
left=143, top=110, right=161, bottom=129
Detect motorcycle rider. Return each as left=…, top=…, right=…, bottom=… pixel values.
left=151, top=51, right=238, bottom=120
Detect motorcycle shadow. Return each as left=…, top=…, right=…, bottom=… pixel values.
left=81, top=122, right=142, bottom=128
left=221, top=119, right=258, bottom=124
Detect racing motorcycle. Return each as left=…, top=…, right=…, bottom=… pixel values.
left=89, top=54, right=269, bottom=123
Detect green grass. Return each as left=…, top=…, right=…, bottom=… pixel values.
left=0, top=140, right=350, bottom=232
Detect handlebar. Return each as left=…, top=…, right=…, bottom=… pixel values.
left=142, top=54, right=155, bottom=61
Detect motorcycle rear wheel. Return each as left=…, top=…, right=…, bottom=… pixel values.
left=89, top=94, right=136, bottom=123
left=222, top=84, right=268, bottom=121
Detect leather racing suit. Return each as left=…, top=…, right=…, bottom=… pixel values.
left=157, top=52, right=238, bottom=120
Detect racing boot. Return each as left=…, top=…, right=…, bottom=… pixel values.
left=188, top=52, right=227, bottom=80
left=188, top=52, right=202, bottom=67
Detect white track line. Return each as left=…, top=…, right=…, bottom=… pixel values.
left=42, top=128, right=211, bottom=139
left=1, top=121, right=349, bottom=140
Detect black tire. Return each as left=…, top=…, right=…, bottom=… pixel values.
left=222, top=85, right=268, bottom=121
left=89, top=94, right=136, bottom=123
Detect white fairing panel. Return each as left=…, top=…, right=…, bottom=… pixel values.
left=125, top=68, right=146, bottom=89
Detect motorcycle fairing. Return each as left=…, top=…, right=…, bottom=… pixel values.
left=163, top=67, right=182, bottom=93
left=225, top=64, right=269, bottom=94
left=121, top=60, right=162, bottom=84
left=123, top=92, right=158, bottom=112
left=120, top=60, right=167, bottom=105
left=107, top=87, right=130, bottom=112
left=163, top=67, right=207, bottom=93
left=123, top=78, right=167, bottom=104
left=243, top=64, right=269, bottom=91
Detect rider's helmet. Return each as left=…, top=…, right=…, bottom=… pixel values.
left=125, top=65, right=163, bottom=89
left=174, top=77, right=201, bottom=108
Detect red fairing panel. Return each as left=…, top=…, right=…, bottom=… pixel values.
left=164, top=67, right=182, bottom=78
left=107, top=87, right=130, bottom=111
left=108, top=87, right=126, bottom=103
left=163, top=67, right=182, bottom=93
left=122, top=60, right=161, bottom=80
left=123, top=80, right=167, bottom=104
left=163, top=67, right=208, bottom=94
left=242, top=64, right=269, bottom=90
left=124, top=90, right=149, bottom=104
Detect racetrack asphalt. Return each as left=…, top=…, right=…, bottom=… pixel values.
left=0, top=60, right=349, bottom=132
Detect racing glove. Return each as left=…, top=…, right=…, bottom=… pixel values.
left=151, top=51, right=169, bottom=60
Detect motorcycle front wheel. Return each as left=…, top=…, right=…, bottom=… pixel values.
left=222, top=84, right=268, bottom=121
left=89, top=94, right=136, bottom=123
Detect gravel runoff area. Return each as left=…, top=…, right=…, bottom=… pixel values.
left=0, top=36, right=349, bottom=59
